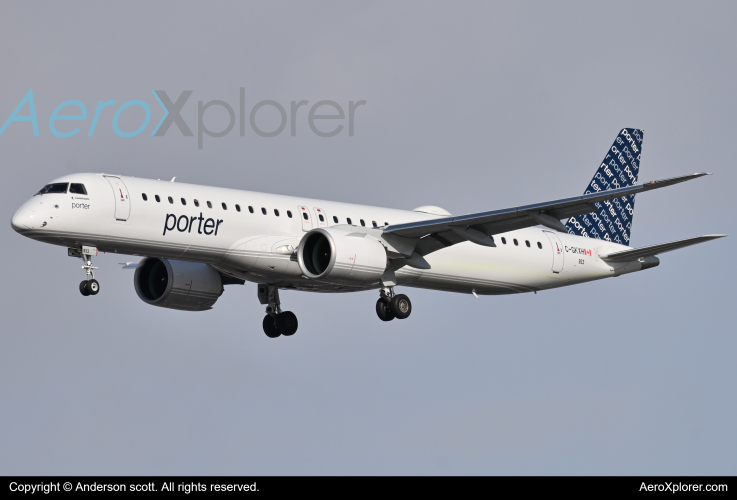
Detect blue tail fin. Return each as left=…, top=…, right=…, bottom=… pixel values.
left=565, top=128, right=643, bottom=245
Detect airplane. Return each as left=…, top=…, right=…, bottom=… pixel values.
left=10, top=128, right=726, bottom=338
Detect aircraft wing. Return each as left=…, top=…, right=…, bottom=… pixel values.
left=382, top=173, right=708, bottom=256
left=598, top=235, right=727, bottom=262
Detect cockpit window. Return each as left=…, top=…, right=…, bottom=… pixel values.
left=35, top=183, right=68, bottom=195
left=69, top=183, right=87, bottom=195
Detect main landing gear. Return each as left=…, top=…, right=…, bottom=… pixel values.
left=258, top=285, right=298, bottom=338
left=376, top=287, right=412, bottom=322
left=70, top=247, right=100, bottom=297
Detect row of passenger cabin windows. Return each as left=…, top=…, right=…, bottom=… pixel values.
left=498, top=236, right=543, bottom=249
left=141, top=193, right=292, bottom=217
left=140, top=193, right=389, bottom=226
left=331, top=215, right=387, bottom=227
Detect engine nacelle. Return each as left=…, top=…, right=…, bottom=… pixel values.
left=297, top=227, right=388, bottom=284
left=134, top=257, right=223, bottom=311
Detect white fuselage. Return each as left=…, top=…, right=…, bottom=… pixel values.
left=11, top=173, right=642, bottom=296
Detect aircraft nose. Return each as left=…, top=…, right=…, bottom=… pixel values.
left=11, top=207, right=31, bottom=232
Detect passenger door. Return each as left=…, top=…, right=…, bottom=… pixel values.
left=104, top=175, right=131, bottom=221
left=543, top=231, right=565, bottom=273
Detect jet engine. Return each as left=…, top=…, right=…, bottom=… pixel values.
left=134, top=257, right=223, bottom=311
left=297, top=227, right=388, bottom=284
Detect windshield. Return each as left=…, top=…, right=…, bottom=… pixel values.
left=35, top=183, right=69, bottom=195
left=69, top=183, right=87, bottom=195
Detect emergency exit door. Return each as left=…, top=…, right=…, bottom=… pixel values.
left=298, top=206, right=312, bottom=231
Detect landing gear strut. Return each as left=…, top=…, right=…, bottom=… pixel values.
left=376, top=287, right=412, bottom=321
left=258, top=285, right=298, bottom=338
left=70, top=247, right=100, bottom=297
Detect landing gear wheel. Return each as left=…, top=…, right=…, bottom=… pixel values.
left=263, top=315, right=281, bottom=338
left=88, top=279, right=100, bottom=295
left=79, top=280, right=91, bottom=296
left=390, top=294, right=412, bottom=319
left=376, top=298, right=395, bottom=321
left=276, top=311, right=298, bottom=336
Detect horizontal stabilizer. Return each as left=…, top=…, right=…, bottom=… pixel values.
left=599, top=235, right=727, bottom=262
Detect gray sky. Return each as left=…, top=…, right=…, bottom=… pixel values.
left=1, top=1, right=735, bottom=474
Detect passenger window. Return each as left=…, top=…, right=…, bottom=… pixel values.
left=274, top=209, right=280, bottom=216
left=360, top=219, right=365, bottom=226
left=181, top=198, right=186, bottom=205
left=537, top=242, right=542, bottom=249
left=142, top=193, right=148, bottom=201
left=347, top=217, right=352, bottom=225
left=372, top=221, right=377, bottom=227
left=261, top=207, right=267, bottom=215
left=155, top=195, right=161, bottom=202
left=333, top=216, right=338, bottom=223
left=222, top=203, right=227, bottom=210
left=287, top=211, right=292, bottom=218
left=525, top=240, right=530, bottom=247
left=168, top=196, right=174, bottom=204
left=248, top=206, right=254, bottom=213
left=69, top=183, right=87, bottom=195
left=207, top=201, right=212, bottom=208
left=36, top=183, right=68, bottom=195
left=302, top=212, right=308, bottom=220
left=501, top=237, right=506, bottom=244
left=235, top=204, right=241, bottom=212
left=513, top=239, right=518, bottom=246
left=319, top=214, right=324, bottom=222
left=194, top=199, right=200, bottom=207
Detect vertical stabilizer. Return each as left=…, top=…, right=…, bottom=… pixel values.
left=565, top=128, right=643, bottom=245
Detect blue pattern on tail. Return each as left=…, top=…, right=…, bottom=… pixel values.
left=565, top=128, right=643, bottom=245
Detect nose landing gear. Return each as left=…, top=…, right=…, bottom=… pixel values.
left=79, top=279, right=100, bottom=296
left=376, top=287, right=412, bottom=322
left=69, top=246, right=100, bottom=297
left=258, top=285, right=299, bottom=338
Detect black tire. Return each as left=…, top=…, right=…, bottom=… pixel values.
left=376, top=298, right=395, bottom=321
left=390, top=294, right=412, bottom=319
left=263, top=315, right=281, bottom=338
left=79, top=280, right=91, bottom=296
left=88, top=279, right=100, bottom=295
left=276, top=311, right=298, bottom=336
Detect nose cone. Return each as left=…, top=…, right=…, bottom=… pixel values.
left=11, top=205, right=34, bottom=233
